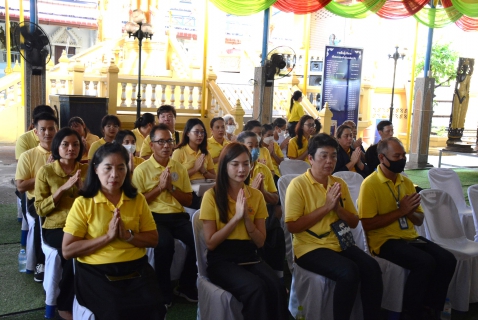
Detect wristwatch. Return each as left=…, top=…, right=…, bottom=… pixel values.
left=170, top=185, right=176, bottom=193
left=125, top=229, right=134, bottom=242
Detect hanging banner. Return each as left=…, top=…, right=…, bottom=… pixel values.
left=321, top=46, right=364, bottom=131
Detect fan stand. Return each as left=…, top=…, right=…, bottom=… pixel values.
left=24, top=62, right=47, bottom=130
left=253, top=66, right=274, bottom=124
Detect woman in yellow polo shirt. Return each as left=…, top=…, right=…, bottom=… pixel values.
left=334, top=124, right=370, bottom=178
left=62, top=142, right=164, bottom=320
left=34, top=127, right=88, bottom=319
left=200, top=142, right=288, bottom=320
left=287, top=115, right=315, bottom=164
left=207, top=116, right=230, bottom=173
left=286, top=90, right=304, bottom=137
left=114, top=130, right=145, bottom=174
left=68, top=117, right=99, bottom=162
left=172, top=118, right=216, bottom=209
left=88, top=115, right=121, bottom=160
left=243, top=120, right=275, bottom=175
left=285, top=134, right=382, bottom=320
left=261, top=124, right=284, bottom=179
left=132, top=113, right=155, bottom=156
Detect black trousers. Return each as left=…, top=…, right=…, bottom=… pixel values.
left=42, top=228, right=74, bottom=312
left=152, top=213, right=197, bottom=304
left=378, top=236, right=457, bottom=314
left=259, top=207, right=285, bottom=273
left=207, top=241, right=288, bottom=320
left=26, top=197, right=45, bottom=265
left=296, top=246, right=383, bottom=320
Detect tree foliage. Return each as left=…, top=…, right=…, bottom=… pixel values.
left=414, top=42, right=459, bottom=87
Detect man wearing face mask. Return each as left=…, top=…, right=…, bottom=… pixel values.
left=357, top=137, right=456, bottom=320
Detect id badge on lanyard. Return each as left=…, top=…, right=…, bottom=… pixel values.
left=387, top=183, right=408, bottom=230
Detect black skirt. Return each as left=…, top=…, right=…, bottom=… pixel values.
left=75, top=256, right=165, bottom=320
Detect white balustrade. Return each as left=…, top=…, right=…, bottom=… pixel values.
left=141, top=84, right=147, bottom=108
left=179, top=86, right=185, bottom=109
left=120, top=83, right=127, bottom=107
left=188, top=86, right=194, bottom=109
left=170, top=85, right=176, bottom=106
left=151, top=84, right=157, bottom=108
left=84, top=81, right=90, bottom=95
left=130, top=83, right=137, bottom=107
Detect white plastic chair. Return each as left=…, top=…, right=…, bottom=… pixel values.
left=332, top=171, right=364, bottom=209
left=191, top=210, right=244, bottom=320
left=428, top=168, right=475, bottom=240
left=278, top=174, right=363, bottom=319
left=40, top=219, right=62, bottom=319
left=467, top=185, right=478, bottom=242
left=420, top=189, right=478, bottom=312
left=279, top=159, right=310, bottom=176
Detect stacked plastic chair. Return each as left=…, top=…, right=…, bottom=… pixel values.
left=467, top=185, right=478, bottom=242
left=279, top=159, right=310, bottom=176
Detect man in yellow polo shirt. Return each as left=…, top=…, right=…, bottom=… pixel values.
left=140, top=105, right=181, bottom=159
left=132, top=124, right=197, bottom=307
left=358, top=137, right=457, bottom=320
left=15, top=112, right=58, bottom=281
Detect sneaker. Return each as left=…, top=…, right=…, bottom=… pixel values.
left=164, top=301, right=173, bottom=310
left=174, top=286, right=198, bottom=302
left=34, top=263, right=44, bottom=282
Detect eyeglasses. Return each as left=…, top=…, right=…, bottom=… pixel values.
left=190, top=131, right=206, bottom=137
left=159, top=114, right=175, bottom=120
left=152, top=139, right=175, bottom=146
left=305, top=123, right=316, bottom=128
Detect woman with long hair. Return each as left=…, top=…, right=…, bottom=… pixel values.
left=88, top=115, right=121, bottom=160
left=286, top=90, right=304, bottom=137
left=208, top=117, right=230, bottom=173
left=114, top=130, right=145, bottom=174
left=132, top=113, right=155, bottom=156
left=34, top=127, right=88, bottom=319
left=62, top=143, right=164, bottom=320
left=261, top=123, right=284, bottom=179
left=334, top=124, right=370, bottom=178
left=287, top=115, right=315, bottom=164
left=69, top=116, right=99, bottom=162
left=200, top=142, right=288, bottom=320
left=272, top=117, right=290, bottom=155
left=172, top=118, right=216, bottom=208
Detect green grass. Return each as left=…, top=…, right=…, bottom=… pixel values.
left=0, top=204, right=21, bottom=245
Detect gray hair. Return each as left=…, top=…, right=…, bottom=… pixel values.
left=223, top=114, right=236, bottom=125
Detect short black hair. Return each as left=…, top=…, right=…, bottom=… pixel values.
left=314, top=119, right=322, bottom=134
left=134, top=112, right=155, bottom=129
left=100, top=115, right=121, bottom=130
left=51, top=127, right=84, bottom=162
left=236, top=131, right=257, bottom=144
left=32, top=105, right=55, bottom=118
left=243, top=120, right=262, bottom=132
left=150, top=124, right=172, bottom=141
left=157, top=105, right=177, bottom=118
left=80, top=142, right=137, bottom=199
left=377, top=120, right=393, bottom=132
left=272, top=118, right=287, bottom=128
left=308, top=133, right=338, bottom=156
left=210, top=117, right=224, bottom=129
left=115, top=130, right=136, bottom=145
left=33, top=112, right=59, bottom=127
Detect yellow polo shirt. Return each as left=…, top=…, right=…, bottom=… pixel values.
left=287, top=136, right=310, bottom=164
left=259, top=146, right=275, bottom=173
left=171, top=144, right=215, bottom=181
left=346, top=148, right=357, bottom=173
left=249, top=162, right=277, bottom=193
left=269, top=142, right=284, bottom=177
left=358, top=166, right=423, bottom=255
left=82, top=132, right=100, bottom=161
left=88, top=138, right=106, bottom=160
left=132, top=128, right=145, bottom=155
left=200, top=185, right=268, bottom=240
left=132, top=156, right=193, bottom=214
left=207, top=136, right=230, bottom=173
left=35, top=161, right=88, bottom=229
left=133, top=156, right=145, bottom=167
left=15, top=129, right=39, bottom=159
left=285, top=170, right=357, bottom=257
left=15, top=145, right=51, bottom=199
left=286, top=101, right=305, bottom=123
left=140, top=131, right=181, bottom=158
left=64, top=191, right=157, bottom=265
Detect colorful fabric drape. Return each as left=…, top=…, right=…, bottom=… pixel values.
left=375, top=0, right=429, bottom=20
left=443, top=0, right=478, bottom=31
left=209, top=0, right=277, bottom=16
left=325, top=0, right=386, bottom=19
left=273, top=0, right=330, bottom=15
left=412, top=5, right=462, bottom=28
left=450, top=0, right=478, bottom=18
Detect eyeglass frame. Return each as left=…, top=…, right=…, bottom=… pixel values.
left=151, top=139, right=175, bottom=146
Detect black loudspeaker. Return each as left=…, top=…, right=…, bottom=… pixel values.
left=51, top=95, right=108, bottom=137
left=309, top=75, right=322, bottom=86
left=310, top=60, right=323, bottom=72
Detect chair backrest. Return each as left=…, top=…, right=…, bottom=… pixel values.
left=467, top=184, right=478, bottom=236
left=191, top=210, right=208, bottom=277
left=428, top=168, right=467, bottom=212
left=278, top=174, right=300, bottom=270
left=332, top=171, right=364, bottom=207
left=420, top=189, right=466, bottom=241
left=279, top=159, right=310, bottom=176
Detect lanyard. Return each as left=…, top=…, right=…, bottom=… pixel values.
left=385, top=182, right=400, bottom=208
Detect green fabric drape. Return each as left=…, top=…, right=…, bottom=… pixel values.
left=324, top=0, right=386, bottom=19
left=413, top=6, right=462, bottom=28
left=209, top=0, right=277, bottom=16
left=450, top=0, right=478, bottom=18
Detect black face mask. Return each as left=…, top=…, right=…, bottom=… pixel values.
left=382, top=155, right=406, bottom=173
